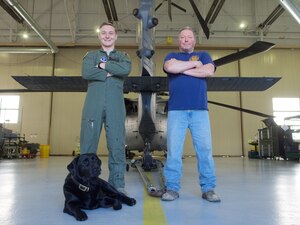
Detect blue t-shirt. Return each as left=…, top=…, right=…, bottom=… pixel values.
left=164, top=51, right=214, bottom=111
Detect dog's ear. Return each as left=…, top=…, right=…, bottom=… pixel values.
left=67, top=156, right=79, bottom=176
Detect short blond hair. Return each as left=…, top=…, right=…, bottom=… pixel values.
left=99, top=22, right=117, bottom=33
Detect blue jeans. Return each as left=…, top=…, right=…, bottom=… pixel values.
left=164, top=110, right=217, bottom=193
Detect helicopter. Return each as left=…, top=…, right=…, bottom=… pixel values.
left=0, top=0, right=281, bottom=195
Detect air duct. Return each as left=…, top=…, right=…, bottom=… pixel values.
left=280, top=0, right=300, bottom=24
left=0, top=47, right=53, bottom=54
left=258, top=5, right=285, bottom=29
left=205, top=0, right=226, bottom=24
left=2, top=0, right=58, bottom=53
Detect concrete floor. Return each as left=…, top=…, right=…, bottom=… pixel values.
left=1, top=155, right=300, bottom=225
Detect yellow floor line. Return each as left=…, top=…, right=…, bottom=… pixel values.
left=143, top=173, right=168, bottom=225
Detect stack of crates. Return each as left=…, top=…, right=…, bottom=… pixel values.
left=258, top=126, right=281, bottom=158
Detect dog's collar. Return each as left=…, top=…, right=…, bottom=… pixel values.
left=71, top=175, right=90, bottom=192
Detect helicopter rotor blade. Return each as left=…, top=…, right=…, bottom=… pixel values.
left=168, top=0, right=172, bottom=21
left=214, top=41, right=275, bottom=67
left=188, top=0, right=210, bottom=39
left=208, top=100, right=274, bottom=118
left=154, top=2, right=163, bottom=11
left=171, top=2, right=186, bottom=12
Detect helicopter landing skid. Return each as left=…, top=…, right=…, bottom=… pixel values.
left=130, top=157, right=166, bottom=197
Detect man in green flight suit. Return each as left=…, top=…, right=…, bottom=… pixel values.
left=80, top=22, right=131, bottom=193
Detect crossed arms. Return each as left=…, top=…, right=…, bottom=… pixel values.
left=163, top=58, right=214, bottom=78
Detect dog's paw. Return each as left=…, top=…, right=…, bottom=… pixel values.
left=126, top=197, right=137, bottom=206
left=75, top=211, right=88, bottom=221
left=113, top=200, right=122, bottom=210
left=64, top=207, right=88, bottom=221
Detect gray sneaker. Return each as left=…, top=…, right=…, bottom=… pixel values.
left=202, top=190, right=221, bottom=202
left=161, top=190, right=179, bottom=201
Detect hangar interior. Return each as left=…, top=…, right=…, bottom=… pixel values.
left=0, top=0, right=299, bottom=157
left=0, top=0, right=300, bottom=225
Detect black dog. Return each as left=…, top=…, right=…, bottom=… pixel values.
left=63, top=153, right=136, bottom=221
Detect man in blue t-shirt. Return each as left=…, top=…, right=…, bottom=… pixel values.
left=162, top=26, right=220, bottom=202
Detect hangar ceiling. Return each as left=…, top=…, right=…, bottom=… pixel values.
left=0, top=0, right=299, bottom=51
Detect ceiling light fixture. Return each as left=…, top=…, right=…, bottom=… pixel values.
left=22, top=31, right=28, bottom=39
left=280, top=0, right=300, bottom=24
left=239, top=22, right=246, bottom=29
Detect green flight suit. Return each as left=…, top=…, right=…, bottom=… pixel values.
left=80, top=49, right=131, bottom=188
